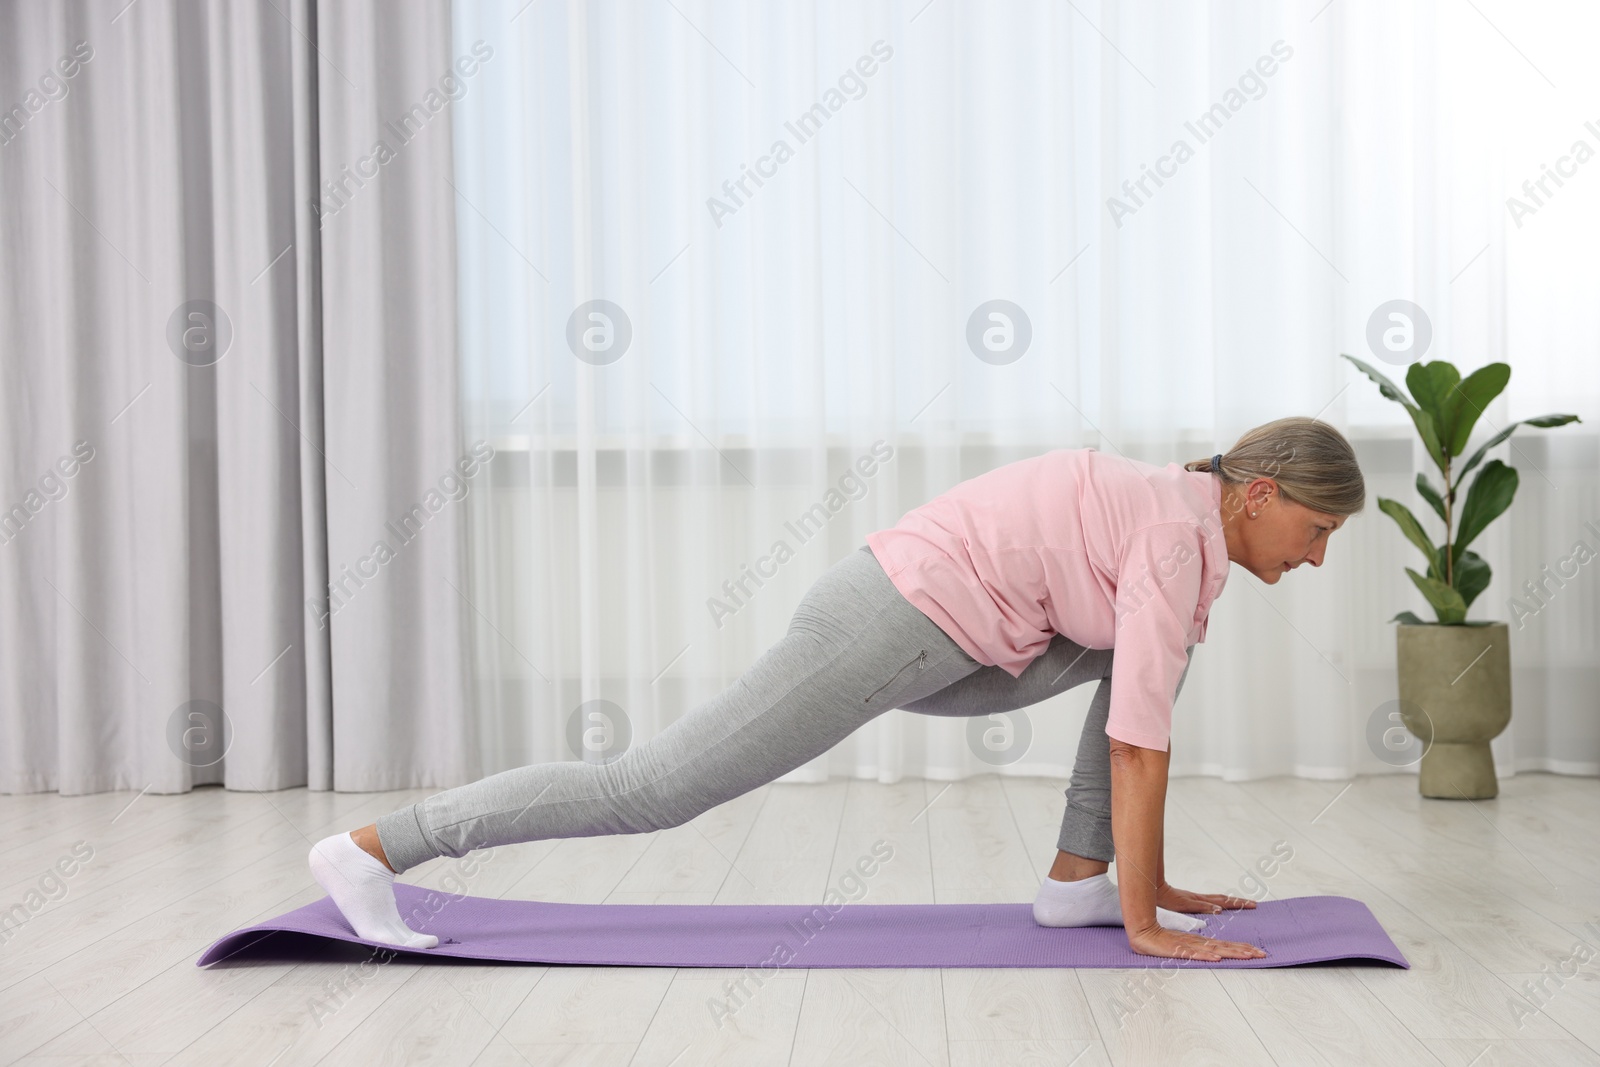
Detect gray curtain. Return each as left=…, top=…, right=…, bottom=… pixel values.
left=0, top=0, right=473, bottom=794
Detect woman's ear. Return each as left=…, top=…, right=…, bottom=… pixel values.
left=1246, top=476, right=1275, bottom=515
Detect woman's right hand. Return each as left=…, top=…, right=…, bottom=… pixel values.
left=1126, top=925, right=1267, bottom=962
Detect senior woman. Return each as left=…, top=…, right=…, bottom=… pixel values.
left=310, top=415, right=1364, bottom=962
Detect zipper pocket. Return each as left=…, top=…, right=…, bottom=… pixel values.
left=864, top=649, right=927, bottom=704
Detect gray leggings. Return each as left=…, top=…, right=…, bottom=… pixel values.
left=375, top=544, right=1194, bottom=874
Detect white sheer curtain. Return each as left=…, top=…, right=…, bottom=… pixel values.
left=447, top=0, right=1600, bottom=785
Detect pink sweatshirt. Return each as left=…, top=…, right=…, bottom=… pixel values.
left=865, top=447, right=1230, bottom=750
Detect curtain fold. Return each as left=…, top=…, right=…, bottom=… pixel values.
left=0, top=0, right=470, bottom=795
left=317, top=0, right=475, bottom=790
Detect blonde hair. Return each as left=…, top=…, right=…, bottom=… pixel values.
left=1183, top=417, right=1367, bottom=516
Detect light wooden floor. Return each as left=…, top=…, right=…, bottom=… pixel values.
left=1, top=772, right=1598, bottom=1066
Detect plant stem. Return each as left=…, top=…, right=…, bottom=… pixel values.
left=1443, top=456, right=1454, bottom=588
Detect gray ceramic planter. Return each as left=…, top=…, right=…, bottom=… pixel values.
left=1395, top=621, right=1511, bottom=798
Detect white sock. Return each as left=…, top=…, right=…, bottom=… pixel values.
left=1032, top=872, right=1208, bottom=932
left=308, top=832, right=439, bottom=949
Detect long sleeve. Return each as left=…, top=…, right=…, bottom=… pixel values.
left=1104, top=522, right=1205, bottom=750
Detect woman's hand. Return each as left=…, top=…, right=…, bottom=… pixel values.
left=1156, top=883, right=1257, bottom=915
left=1126, top=924, right=1267, bottom=962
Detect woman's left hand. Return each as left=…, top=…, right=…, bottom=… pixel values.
left=1156, top=883, right=1257, bottom=914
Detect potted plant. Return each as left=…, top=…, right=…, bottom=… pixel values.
left=1342, top=354, right=1580, bottom=799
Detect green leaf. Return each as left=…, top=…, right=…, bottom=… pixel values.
left=1341, top=354, right=1419, bottom=414
left=1434, top=544, right=1493, bottom=609
left=1442, top=363, right=1510, bottom=457
left=1415, top=473, right=1447, bottom=525
left=1456, top=414, right=1583, bottom=484
left=1406, top=567, right=1467, bottom=624
left=1378, top=497, right=1439, bottom=572
left=1390, top=611, right=1429, bottom=625
left=1455, top=459, right=1519, bottom=555
left=1452, top=549, right=1492, bottom=610
left=1341, top=353, right=1447, bottom=471
left=1406, top=361, right=1461, bottom=447
left=1414, top=407, right=1448, bottom=474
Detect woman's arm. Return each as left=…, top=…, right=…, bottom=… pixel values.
left=1110, top=738, right=1267, bottom=961
left=1156, top=739, right=1167, bottom=890
left=1108, top=738, right=1168, bottom=933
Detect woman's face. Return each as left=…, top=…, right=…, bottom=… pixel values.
left=1226, top=480, right=1345, bottom=583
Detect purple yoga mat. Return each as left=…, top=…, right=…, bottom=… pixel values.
left=197, top=884, right=1408, bottom=969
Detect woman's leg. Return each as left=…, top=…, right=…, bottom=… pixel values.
left=900, top=632, right=1121, bottom=865
left=899, top=631, right=1115, bottom=719
left=1051, top=643, right=1196, bottom=867
left=1019, top=645, right=1200, bottom=929
left=907, top=632, right=1196, bottom=868
left=902, top=633, right=1202, bottom=929
left=311, top=545, right=984, bottom=946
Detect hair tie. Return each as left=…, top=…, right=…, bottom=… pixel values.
left=1210, top=453, right=1223, bottom=473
